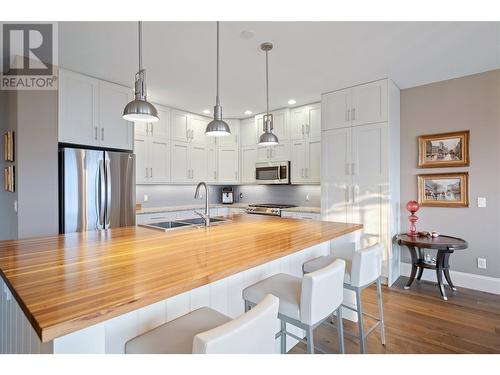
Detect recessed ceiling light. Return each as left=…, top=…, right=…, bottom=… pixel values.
left=244, top=110, right=253, bottom=115
left=240, top=30, right=255, bottom=39
left=287, top=99, right=297, bottom=105
left=202, top=109, right=211, bottom=115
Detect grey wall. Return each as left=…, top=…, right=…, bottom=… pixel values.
left=136, top=184, right=321, bottom=209
left=16, top=91, right=59, bottom=238
left=0, top=91, right=18, bottom=240
left=400, top=69, right=500, bottom=278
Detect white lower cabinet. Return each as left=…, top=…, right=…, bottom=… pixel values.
left=281, top=211, right=320, bottom=220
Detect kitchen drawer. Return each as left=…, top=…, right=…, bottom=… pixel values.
left=137, top=212, right=178, bottom=224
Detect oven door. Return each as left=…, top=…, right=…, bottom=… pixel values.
left=255, top=162, right=290, bottom=184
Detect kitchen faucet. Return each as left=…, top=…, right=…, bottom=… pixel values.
left=194, top=182, right=210, bottom=227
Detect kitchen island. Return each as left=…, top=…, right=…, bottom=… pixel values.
left=0, top=215, right=362, bottom=354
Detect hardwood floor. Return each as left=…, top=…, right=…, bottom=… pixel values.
left=289, top=277, right=500, bottom=354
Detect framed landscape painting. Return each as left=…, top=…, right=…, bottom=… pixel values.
left=418, top=172, right=469, bottom=207
left=418, top=130, right=469, bottom=168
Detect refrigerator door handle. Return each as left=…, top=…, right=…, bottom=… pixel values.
left=98, top=160, right=106, bottom=229
left=105, top=159, right=112, bottom=229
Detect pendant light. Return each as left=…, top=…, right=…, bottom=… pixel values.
left=258, top=42, right=279, bottom=146
left=123, top=21, right=159, bottom=123
left=205, top=21, right=231, bottom=137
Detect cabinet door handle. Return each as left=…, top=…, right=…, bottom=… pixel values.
left=352, top=108, right=356, bottom=121
left=186, top=129, right=189, bottom=140
left=352, top=185, right=357, bottom=204
left=302, top=124, right=305, bottom=135
left=190, top=129, right=194, bottom=140
left=101, top=128, right=104, bottom=141
left=306, top=125, right=310, bottom=135
left=94, top=127, right=98, bottom=140
left=301, top=168, right=304, bottom=178
left=214, top=171, right=217, bottom=180
left=150, top=167, right=153, bottom=178
left=345, top=163, right=350, bottom=175
left=347, top=109, right=350, bottom=122
left=146, top=167, right=149, bottom=178
left=351, top=163, right=356, bottom=175
left=150, top=124, right=154, bottom=137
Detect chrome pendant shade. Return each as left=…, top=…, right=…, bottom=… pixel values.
left=258, top=42, right=278, bottom=145
left=123, top=21, right=159, bottom=123
left=206, top=22, right=231, bottom=137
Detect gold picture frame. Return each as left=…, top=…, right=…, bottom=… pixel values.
left=417, top=172, right=469, bottom=207
left=4, top=165, right=15, bottom=192
left=3, top=131, right=14, bottom=162
left=418, top=130, right=469, bottom=168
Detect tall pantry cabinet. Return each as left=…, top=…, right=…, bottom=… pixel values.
left=321, top=79, right=401, bottom=286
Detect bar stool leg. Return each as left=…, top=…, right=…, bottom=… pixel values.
left=305, top=326, right=315, bottom=354
left=280, top=320, right=287, bottom=354
left=376, top=278, right=386, bottom=345
left=244, top=300, right=250, bottom=313
left=336, top=306, right=345, bottom=354
left=355, top=288, right=366, bottom=354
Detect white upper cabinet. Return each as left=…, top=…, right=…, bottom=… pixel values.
left=98, top=81, right=134, bottom=150
left=307, top=103, right=321, bottom=139
left=149, top=106, right=171, bottom=140
left=240, top=118, right=258, bottom=147
left=240, top=146, right=257, bottom=184
left=189, top=115, right=209, bottom=144
left=322, top=79, right=388, bottom=131
left=290, top=138, right=320, bottom=184
left=321, top=89, right=351, bottom=131
left=134, top=135, right=149, bottom=184
left=171, top=141, right=190, bottom=183
left=257, top=141, right=290, bottom=163
left=219, top=119, right=240, bottom=147
left=59, top=69, right=133, bottom=150
left=171, top=110, right=190, bottom=142
left=149, top=139, right=171, bottom=183
left=218, top=147, right=239, bottom=184
left=207, top=145, right=218, bottom=184
left=255, top=109, right=290, bottom=142
left=270, top=109, right=290, bottom=141
left=351, top=80, right=388, bottom=127
left=190, top=143, right=208, bottom=181
left=58, top=69, right=98, bottom=147
left=290, top=107, right=307, bottom=140
left=290, top=140, right=307, bottom=183
left=290, top=103, right=321, bottom=140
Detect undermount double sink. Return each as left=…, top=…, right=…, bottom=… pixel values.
left=140, top=217, right=228, bottom=232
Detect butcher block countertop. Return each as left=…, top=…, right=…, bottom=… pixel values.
left=0, top=215, right=362, bottom=343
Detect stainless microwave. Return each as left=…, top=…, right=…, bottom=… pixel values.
left=255, top=161, right=290, bottom=184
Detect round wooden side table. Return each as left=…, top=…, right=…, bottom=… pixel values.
left=394, top=234, right=468, bottom=300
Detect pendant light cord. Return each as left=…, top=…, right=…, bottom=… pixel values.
left=265, top=49, right=269, bottom=115
left=138, top=21, right=143, bottom=71
left=216, top=21, right=220, bottom=106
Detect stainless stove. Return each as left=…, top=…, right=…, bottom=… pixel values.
left=246, top=204, right=297, bottom=217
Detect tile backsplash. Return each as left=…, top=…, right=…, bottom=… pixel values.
left=136, top=184, right=321, bottom=208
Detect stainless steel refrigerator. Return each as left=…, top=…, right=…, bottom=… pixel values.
left=59, top=147, right=136, bottom=233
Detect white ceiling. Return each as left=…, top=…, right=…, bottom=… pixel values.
left=59, top=21, right=500, bottom=119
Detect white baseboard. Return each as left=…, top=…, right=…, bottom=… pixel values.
left=400, top=262, right=500, bottom=295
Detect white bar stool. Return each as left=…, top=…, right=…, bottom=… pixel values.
left=302, top=243, right=385, bottom=354
left=125, top=294, right=279, bottom=354
left=242, top=259, right=346, bottom=354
